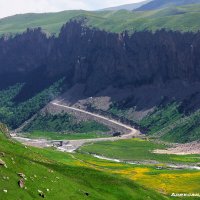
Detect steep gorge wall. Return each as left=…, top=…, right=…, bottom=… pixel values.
left=1, top=20, right=200, bottom=106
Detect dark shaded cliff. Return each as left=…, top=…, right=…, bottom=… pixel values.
left=1, top=20, right=200, bottom=104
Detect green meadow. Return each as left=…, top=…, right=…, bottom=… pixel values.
left=79, top=138, right=200, bottom=164
left=21, top=131, right=111, bottom=140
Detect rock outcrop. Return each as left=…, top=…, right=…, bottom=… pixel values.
left=1, top=19, right=200, bottom=110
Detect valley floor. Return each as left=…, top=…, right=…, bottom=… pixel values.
left=0, top=132, right=173, bottom=200
left=12, top=130, right=136, bottom=153
left=5, top=133, right=200, bottom=200
left=4, top=102, right=200, bottom=200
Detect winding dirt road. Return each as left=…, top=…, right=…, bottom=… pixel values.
left=51, top=101, right=141, bottom=152
left=12, top=101, right=141, bottom=152
left=51, top=101, right=140, bottom=137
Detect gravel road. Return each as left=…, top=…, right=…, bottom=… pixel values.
left=12, top=101, right=141, bottom=152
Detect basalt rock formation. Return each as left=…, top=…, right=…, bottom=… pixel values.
left=1, top=19, right=200, bottom=110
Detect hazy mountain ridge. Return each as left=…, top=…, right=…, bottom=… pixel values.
left=136, top=0, right=200, bottom=11
left=100, top=0, right=151, bottom=11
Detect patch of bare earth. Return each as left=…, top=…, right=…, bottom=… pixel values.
left=153, top=141, right=200, bottom=155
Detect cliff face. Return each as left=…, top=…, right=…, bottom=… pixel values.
left=1, top=20, right=200, bottom=103
left=0, top=28, right=51, bottom=73
left=51, top=21, right=200, bottom=93
left=0, top=28, right=53, bottom=91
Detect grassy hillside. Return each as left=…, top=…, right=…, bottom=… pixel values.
left=140, top=103, right=182, bottom=135
left=0, top=80, right=64, bottom=129
left=0, top=132, right=171, bottom=200
left=161, top=110, right=200, bottom=142
left=140, top=103, right=200, bottom=143
left=22, top=113, right=110, bottom=140
left=1, top=4, right=200, bottom=36
left=23, top=113, right=109, bottom=134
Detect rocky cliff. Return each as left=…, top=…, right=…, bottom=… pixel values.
left=1, top=19, right=200, bottom=109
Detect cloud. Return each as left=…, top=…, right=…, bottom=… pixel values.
left=0, top=0, right=143, bottom=18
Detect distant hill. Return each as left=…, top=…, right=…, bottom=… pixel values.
left=1, top=3, right=200, bottom=36
left=100, top=0, right=151, bottom=11
left=136, top=0, right=200, bottom=11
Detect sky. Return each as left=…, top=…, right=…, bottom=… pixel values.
left=0, top=0, right=143, bottom=19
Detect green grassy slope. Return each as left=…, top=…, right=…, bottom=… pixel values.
left=22, top=112, right=110, bottom=140
left=140, top=103, right=183, bottom=135
left=0, top=132, right=170, bottom=200
left=0, top=10, right=88, bottom=35
left=161, top=110, right=200, bottom=143
left=140, top=103, right=200, bottom=143
left=1, top=4, right=200, bottom=36
left=0, top=81, right=64, bottom=129
left=23, top=113, right=109, bottom=134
